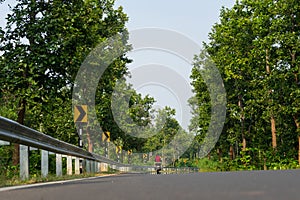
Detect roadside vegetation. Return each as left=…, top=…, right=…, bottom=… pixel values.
left=187, top=0, right=300, bottom=171
left=0, top=145, right=118, bottom=187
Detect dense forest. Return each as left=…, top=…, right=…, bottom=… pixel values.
left=0, top=0, right=300, bottom=176
left=189, top=0, right=300, bottom=170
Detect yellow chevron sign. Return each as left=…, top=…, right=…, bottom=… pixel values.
left=128, top=150, right=132, bottom=155
left=102, top=132, right=110, bottom=142
left=116, top=146, right=122, bottom=154
left=74, top=105, right=87, bottom=123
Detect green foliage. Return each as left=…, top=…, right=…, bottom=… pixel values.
left=29, top=150, right=41, bottom=177
left=142, top=107, right=180, bottom=152
left=177, top=158, right=219, bottom=172
left=0, top=0, right=146, bottom=182
left=0, top=145, right=19, bottom=179
left=0, top=171, right=106, bottom=187
left=188, top=0, right=300, bottom=171
left=0, top=0, right=130, bottom=146
left=102, top=78, right=156, bottom=152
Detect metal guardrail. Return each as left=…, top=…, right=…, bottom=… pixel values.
left=0, top=116, right=198, bottom=180
left=161, top=167, right=199, bottom=174
left=0, top=116, right=96, bottom=161
left=0, top=116, right=149, bottom=167
left=0, top=116, right=156, bottom=171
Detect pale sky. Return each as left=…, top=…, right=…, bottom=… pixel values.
left=0, top=0, right=235, bottom=130
left=115, top=0, right=234, bottom=44
left=114, top=0, right=234, bottom=130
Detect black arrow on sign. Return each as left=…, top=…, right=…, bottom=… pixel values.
left=104, top=132, right=109, bottom=140
left=76, top=106, right=86, bottom=122
left=102, top=132, right=110, bottom=142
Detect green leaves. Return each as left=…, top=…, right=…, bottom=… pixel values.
left=190, top=0, right=300, bottom=168
left=0, top=0, right=130, bottom=145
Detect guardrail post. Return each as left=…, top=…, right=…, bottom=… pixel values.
left=95, top=162, right=99, bottom=173
left=91, top=160, right=95, bottom=173
left=67, top=155, right=72, bottom=175
left=56, top=153, right=62, bottom=176
left=75, top=157, right=80, bottom=175
left=41, top=150, right=49, bottom=178
left=100, top=163, right=108, bottom=172
left=86, top=159, right=91, bottom=173
left=96, top=162, right=100, bottom=173
left=94, top=161, right=97, bottom=173
left=20, top=144, right=29, bottom=180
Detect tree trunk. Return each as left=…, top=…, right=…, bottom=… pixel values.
left=298, top=136, right=300, bottom=165
left=238, top=95, right=246, bottom=151
left=271, top=115, right=277, bottom=149
left=266, top=49, right=270, bottom=74
left=263, top=157, right=267, bottom=170
left=293, top=116, right=300, bottom=164
left=217, top=148, right=223, bottom=163
left=242, top=137, right=247, bottom=151
left=266, top=48, right=277, bottom=150
left=12, top=144, right=20, bottom=166
left=229, top=145, right=234, bottom=160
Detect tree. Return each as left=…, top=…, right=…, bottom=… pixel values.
left=140, top=106, right=194, bottom=166
left=92, top=77, right=156, bottom=155
left=189, top=49, right=227, bottom=160
left=0, top=0, right=130, bottom=164
left=192, top=0, right=300, bottom=168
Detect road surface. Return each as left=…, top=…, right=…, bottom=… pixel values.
left=0, top=170, right=299, bottom=200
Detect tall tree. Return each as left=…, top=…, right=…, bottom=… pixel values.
left=0, top=0, right=129, bottom=164
left=192, top=0, right=300, bottom=167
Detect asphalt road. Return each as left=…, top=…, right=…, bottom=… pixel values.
left=0, top=170, right=299, bottom=200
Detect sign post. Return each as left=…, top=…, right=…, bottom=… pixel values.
left=102, top=132, right=110, bottom=158
left=74, top=105, right=88, bottom=146
left=74, top=105, right=88, bottom=173
left=116, top=146, right=122, bottom=163
left=128, top=150, right=132, bottom=164
left=78, top=127, right=83, bottom=148
left=143, top=153, right=148, bottom=164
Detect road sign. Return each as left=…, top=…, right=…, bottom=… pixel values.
left=128, top=150, right=132, bottom=155
left=116, top=146, right=122, bottom=154
left=143, top=153, right=147, bottom=159
left=102, top=132, right=110, bottom=142
left=74, top=105, right=87, bottom=123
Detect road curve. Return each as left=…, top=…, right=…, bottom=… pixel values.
left=0, top=170, right=299, bottom=200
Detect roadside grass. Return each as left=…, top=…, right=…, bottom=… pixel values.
left=0, top=170, right=119, bottom=188
left=176, top=157, right=300, bottom=172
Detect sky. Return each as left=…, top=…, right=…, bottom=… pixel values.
left=114, top=0, right=234, bottom=45
left=0, top=0, right=235, bottom=130
left=114, top=0, right=235, bottom=129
